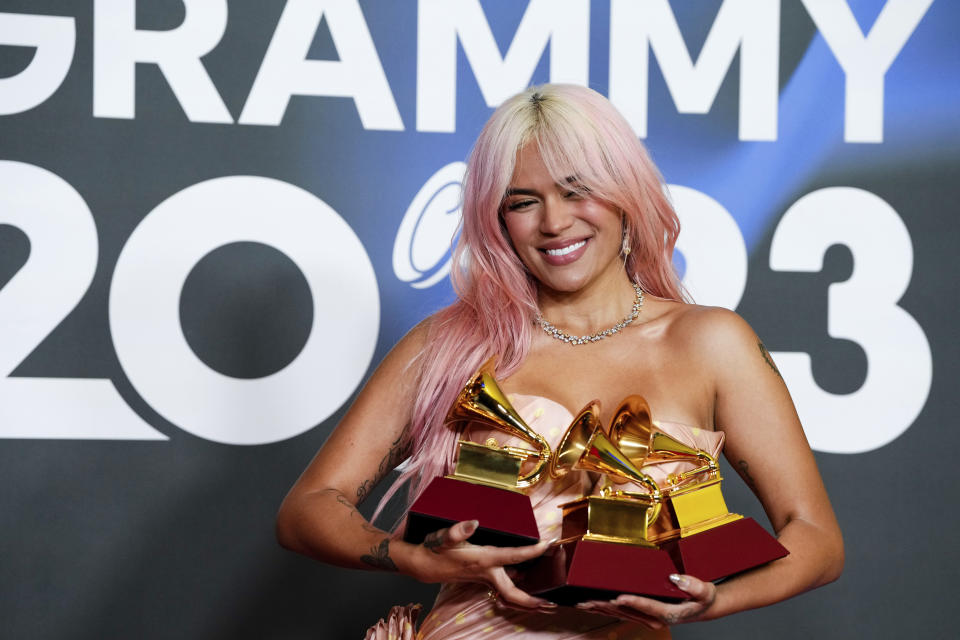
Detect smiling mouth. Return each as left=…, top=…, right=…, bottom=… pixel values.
left=542, top=240, right=586, bottom=256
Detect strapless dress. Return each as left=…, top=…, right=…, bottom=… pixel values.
left=388, top=394, right=725, bottom=640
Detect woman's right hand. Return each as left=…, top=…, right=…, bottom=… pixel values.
left=399, top=520, right=557, bottom=613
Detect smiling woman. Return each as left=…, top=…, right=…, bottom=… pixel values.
left=275, top=84, right=843, bottom=639
left=501, top=142, right=626, bottom=297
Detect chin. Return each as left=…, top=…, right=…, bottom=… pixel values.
left=535, top=274, right=593, bottom=294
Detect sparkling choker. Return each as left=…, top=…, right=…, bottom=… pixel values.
left=535, top=283, right=644, bottom=345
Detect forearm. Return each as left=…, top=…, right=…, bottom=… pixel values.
left=276, top=487, right=414, bottom=573
left=699, top=516, right=844, bottom=620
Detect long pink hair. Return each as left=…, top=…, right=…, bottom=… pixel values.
left=374, top=84, right=686, bottom=525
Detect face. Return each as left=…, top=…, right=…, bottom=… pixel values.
left=501, top=143, right=624, bottom=295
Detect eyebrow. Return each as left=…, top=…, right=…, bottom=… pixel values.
left=504, top=177, right=582, bottom=198
left=504, top=187, right=538, bottom=197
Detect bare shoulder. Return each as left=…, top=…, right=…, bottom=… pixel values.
left=361, top=316, right=435, bottom=399
left=393, top=314, right=433, bottom=358
left=384, top=314, right=436, bottom=365
left=647, top=299, right=758, bottom=355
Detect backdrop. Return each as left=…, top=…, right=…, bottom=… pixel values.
left=1, top=1, right=956, bottom=638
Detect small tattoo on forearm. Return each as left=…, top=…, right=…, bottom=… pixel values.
left=757, top=342, right=782, bottom=379
left=356, top=432, right=409, bottom=504
left=738, top=459, right=758, bottom=492
left=356, top=479, right=373, bottom=503
left=361, top=538, right=398, bottom=572
left=319, top=488, right=382, bottom=534
left=422, top=530, right=444, bottom=554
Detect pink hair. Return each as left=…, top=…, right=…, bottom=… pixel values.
left=374, top=84, right=686, bottom=527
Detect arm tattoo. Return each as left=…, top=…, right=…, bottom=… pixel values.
left=738, top=459, right=758, bottom=492
left=356, top=479, right=374, bottom=503
left=356, top=432, right=409, bottom=503
left=361, top=538, right=398, bottom=572
left=318, top=488, right=382, bottom=535
left=422, top=530, right=444, bottom=554
left=757, top=342, right=783, bottom=379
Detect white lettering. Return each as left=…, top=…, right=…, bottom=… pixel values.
left=609, top=0, right=779, bottom=140
left=668, top=185, right=747, bottom=309
left=109, top=176, right=380, bottom=445
left=417, top=0, right=589, bottom=132
left=0, top=161, right=166, bottom=440
left=0, top=12, right=75, bottom=115
left=394, top=162, right=466, bottom=289
left=93, top=0, right=231, bottom=122
left=801, top=0, right=933, bottom=143
left=769, top=187, right=931, bottom=452
left=240, top=0, right=402, bottom=129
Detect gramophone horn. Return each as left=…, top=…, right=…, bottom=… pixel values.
left=549, top=401, right=602, bottom=479
left=577, top=428, right=662, bottom=500
left=551, top=400, right=662, bottom=499
left=446, top=356, right=551, bottom=487
left=609, top=395, right=714, bottom=467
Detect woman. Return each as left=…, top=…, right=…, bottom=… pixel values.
left=276, top=84, right=843, bottom=638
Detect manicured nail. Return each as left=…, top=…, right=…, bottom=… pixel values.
left=669, top=574, right=688, bottom=588
left=467, top=519, right=480, bottom=531
left=575, top=602, right=594, bottom=610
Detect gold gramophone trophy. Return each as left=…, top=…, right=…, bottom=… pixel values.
left=403, top=356, right=551, bottom=547
left=519, top=396, right=788, bottom=604
left=518, top=400, right=689, bottom=602
left=607, top=396, right=788, bottom=583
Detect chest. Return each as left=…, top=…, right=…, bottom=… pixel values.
left=501, top=331, right=716, bottom=430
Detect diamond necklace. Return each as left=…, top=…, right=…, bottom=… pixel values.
left=535, top=283, right=644, bottom=345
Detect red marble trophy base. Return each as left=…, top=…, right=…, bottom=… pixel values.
left=517, top=518, right=789, bottom=606
left=664, top=517, right=789, bottom=582
left=518, top=537, right=687, bottom=605
left=403, top=476, right=540, bottom=547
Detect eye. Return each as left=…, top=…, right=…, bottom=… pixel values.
left=562, top=190, right=582, bottom=200
left=506, top=199, right=537, bottom=211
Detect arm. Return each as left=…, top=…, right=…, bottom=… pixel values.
left=581, top=308, right=843, bottom=627
left=275, top=322, right=554, bottom=609
left=275, top=321, right=423, bottom=572
left=695, top=311, right=844, bottom=619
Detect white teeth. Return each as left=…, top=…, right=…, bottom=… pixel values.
left=544, top=240, right=586, bottom=256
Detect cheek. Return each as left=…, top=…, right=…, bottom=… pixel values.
left=501, top=213, right=536, bottom=250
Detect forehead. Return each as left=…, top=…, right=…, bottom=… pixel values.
left=508, top=142, right=558, bottom=189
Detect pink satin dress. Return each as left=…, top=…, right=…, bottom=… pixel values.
left=367, top=394, right=725, bottom=640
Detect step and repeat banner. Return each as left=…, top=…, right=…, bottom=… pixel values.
left=1, top=1, right=956, bottom=638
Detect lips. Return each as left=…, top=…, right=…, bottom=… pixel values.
left=538, top=238, right=589, bottom=266
left=544, top=240, right=586, bottom=256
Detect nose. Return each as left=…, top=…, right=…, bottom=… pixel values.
left=538, top=196, right=574, bottom=235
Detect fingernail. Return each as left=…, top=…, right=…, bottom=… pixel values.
left=540, top=601, right=558, bottom=608
left=669, top=573, right=688, bottom=588
left=575, top=603, right=594, bottom=610
left=467, top=519, right=480, bottom=531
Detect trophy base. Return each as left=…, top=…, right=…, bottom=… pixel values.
left=517, top=537, right=687, bottom=605
left=403, top=476, right=540, bottom=547
left=663, top=516, right=789, bottom=582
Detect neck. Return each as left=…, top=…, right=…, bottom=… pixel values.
left=536, top=272, right=638, bottom=336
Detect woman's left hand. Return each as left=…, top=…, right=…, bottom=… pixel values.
left=575, top=574, right=717, bottom=629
